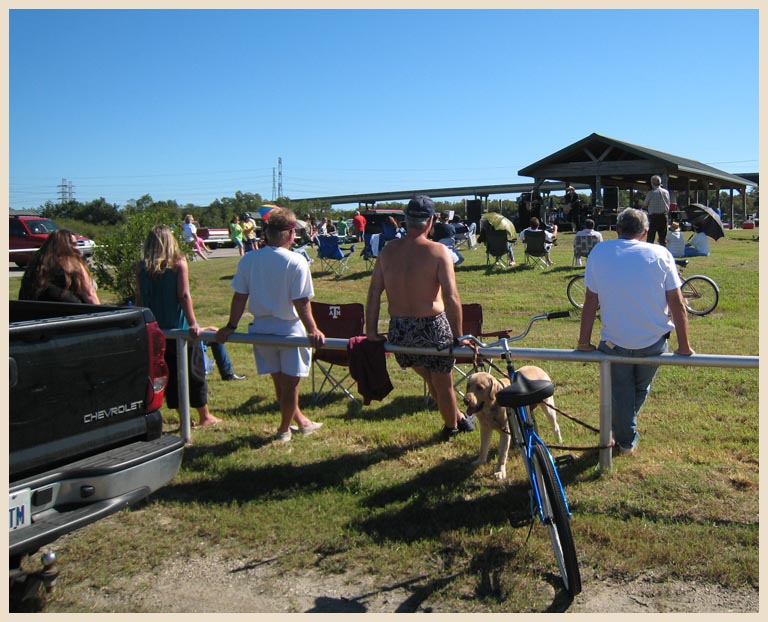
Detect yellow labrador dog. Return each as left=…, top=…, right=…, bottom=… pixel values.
left=464, top=369, right=562, bottom=480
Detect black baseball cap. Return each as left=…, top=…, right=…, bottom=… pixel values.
left=405, top=195, right=435, bottom=220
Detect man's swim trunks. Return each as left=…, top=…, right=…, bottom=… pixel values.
left=388, top=312, right=454, bottom=373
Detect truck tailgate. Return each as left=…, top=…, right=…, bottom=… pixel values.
left=10, top=305, right=155, bottom=478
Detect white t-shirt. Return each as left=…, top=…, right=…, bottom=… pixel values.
left=575, top=228, right=603, bottom=243
left=231, top=245, right=314, bottom=336
left=689, top=232, right=710, bottom=255
left=585, top=238, right=682, bottom=349
left=666, top=231, right=686, bottom=257
left=182, top=222, right=197, bottom=243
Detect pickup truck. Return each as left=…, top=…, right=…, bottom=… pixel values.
left=9, top=300, right=185, bottom=600
left=9, top=215, right=96, bottom=268
left=197, top=226, right=234, bottom=248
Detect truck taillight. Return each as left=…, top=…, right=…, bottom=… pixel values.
left=146, top=320, right=168, bottom=412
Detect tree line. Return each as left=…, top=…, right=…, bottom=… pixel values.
left=29, top=185, right=758, bottom=234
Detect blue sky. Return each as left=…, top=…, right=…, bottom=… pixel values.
left=8, top=8, right=759, bottom=210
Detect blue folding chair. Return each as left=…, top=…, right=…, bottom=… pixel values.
left=361, top=233, right=383, bottom=270
left=317, top=235, right=356, bottom=277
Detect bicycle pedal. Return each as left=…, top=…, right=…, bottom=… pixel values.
left=554, top=454, right=575, bottom=469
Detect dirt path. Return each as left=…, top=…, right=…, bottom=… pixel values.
left=59, top=548, right=757, bottom=613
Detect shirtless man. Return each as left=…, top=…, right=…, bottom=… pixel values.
left=366, top=195, right=477, bottom=440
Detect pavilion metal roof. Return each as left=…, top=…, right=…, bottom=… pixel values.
left=518, top=133, right=755, bottom=192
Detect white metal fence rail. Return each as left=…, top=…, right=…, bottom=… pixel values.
left=165, top=329, right=758, bottom=470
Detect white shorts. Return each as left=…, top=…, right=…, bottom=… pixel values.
left=252, top=343, right=311, bottom=377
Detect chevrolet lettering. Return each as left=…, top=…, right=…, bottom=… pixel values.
left=83, top=401, right=143, bottom=424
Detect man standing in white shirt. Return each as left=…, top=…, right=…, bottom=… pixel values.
left=577, top=208, right=694, bottom=456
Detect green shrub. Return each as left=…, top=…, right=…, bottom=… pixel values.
left=91, top=209, right=192, bottom=304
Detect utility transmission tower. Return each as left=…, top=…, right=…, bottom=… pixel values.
left=272, top=167, right=276, bottom=201
left=57, top=178, right=74, bottom=202
left=277, top=157, right=283, bottom=199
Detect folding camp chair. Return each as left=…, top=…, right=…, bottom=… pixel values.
left=361, top=233, right=383, bottom=270
left=317, top=235, right=356, bottom=277
left=523, top=229, right=551, bottom=269
left=310, top=302, right=365, bottom=405
left=484, top=228, right=516, bottom=268
left=452, top=303, right=485, bottom=397
left=423, top=303, right=508, bottom=403
left=572, top=233, right=601, bottom=266
left=437, top=237, right=464, bottom=266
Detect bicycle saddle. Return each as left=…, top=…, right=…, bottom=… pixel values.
left=496, top=371, right=555, bottom=408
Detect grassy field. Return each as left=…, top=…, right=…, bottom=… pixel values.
left=28, top=228, right=759, bottom=612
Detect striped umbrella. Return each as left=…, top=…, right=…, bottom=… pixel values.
left=258, top=205, right=280, bottom=220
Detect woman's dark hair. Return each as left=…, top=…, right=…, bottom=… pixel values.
left=18, top=229, right=93, bottom=302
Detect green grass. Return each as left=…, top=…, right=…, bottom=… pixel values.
left=32, top=228, right=759, bottom=612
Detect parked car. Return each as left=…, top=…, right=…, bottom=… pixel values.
left=9, top=215, right=96, bottom=268
left=360, top=209, right=405, bottom=235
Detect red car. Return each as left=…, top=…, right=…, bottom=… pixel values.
left=9, top=215, right=96, bottom=268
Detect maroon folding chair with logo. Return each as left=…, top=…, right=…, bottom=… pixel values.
left=310, top=302, right=365, bottom=405
left=423, top=303, right=509, bottom=403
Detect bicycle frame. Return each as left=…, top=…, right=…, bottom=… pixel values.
left=457, top=310, right=581, bottom=595
left=500, top=345, right=573, bottom=523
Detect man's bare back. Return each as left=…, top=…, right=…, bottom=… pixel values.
left=376, top=235, right=453, bottom=318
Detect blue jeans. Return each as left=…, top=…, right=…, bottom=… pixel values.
left=684, top=247, right=709, bottom=257
left=598, top=336, right=668, bottom=450
left=206, top=341, right=234, bottom=378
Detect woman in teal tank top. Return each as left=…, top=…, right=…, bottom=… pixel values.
left=135, top=225, right=221, bottom=428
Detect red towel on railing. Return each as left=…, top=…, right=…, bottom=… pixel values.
left=347, top=336, right=393, bottom=405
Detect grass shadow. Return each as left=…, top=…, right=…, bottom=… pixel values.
left=353, top=452, right=536, bottom=543
left=157, top=436, right=439, bottom=505
left=338, top=395, right=433, bottom=423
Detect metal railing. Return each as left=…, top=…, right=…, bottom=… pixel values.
left=165, top=329, right=758, bottom=470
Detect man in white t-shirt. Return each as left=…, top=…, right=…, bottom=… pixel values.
left=576, top=208, right=694, bottom=456
left=216, top=207, right=326, bottom=443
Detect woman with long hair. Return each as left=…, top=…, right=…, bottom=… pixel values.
left=135, top=225, right=221, bottom=428
left=18, top=229, right=100, bottom=303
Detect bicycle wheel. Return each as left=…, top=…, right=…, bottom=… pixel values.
left=531, top=444, right=581, bottom=595
left=566, top=274, right=587, bottom=310
left=681, top=275, right=719, bottom=316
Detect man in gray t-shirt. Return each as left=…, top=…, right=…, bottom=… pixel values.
left=643, top=174, right=671, bottom=245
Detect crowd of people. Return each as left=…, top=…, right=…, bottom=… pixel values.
left=18, top=178, right=707, bottom=453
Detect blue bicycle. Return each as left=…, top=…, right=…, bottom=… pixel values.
left=458, top=311, right=581, bottom=596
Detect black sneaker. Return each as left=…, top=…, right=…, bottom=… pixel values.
left=223, top=373, right=246, bottom=381
left=441, top=425, right=459, bottom=441
left=457, top=414, right=477, bottom=433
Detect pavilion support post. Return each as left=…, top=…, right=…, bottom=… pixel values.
left=730, top=189, right=735, bottom=227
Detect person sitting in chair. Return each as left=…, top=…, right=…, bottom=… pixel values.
left=520, top=217, right=554, bottom=266
left=573, top=218, right=603, bottom=266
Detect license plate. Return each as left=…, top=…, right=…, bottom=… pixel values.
left=9, top=489, right=31, bottom=531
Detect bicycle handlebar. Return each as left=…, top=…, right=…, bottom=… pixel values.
left=454, top=310, right=570, bottom=349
